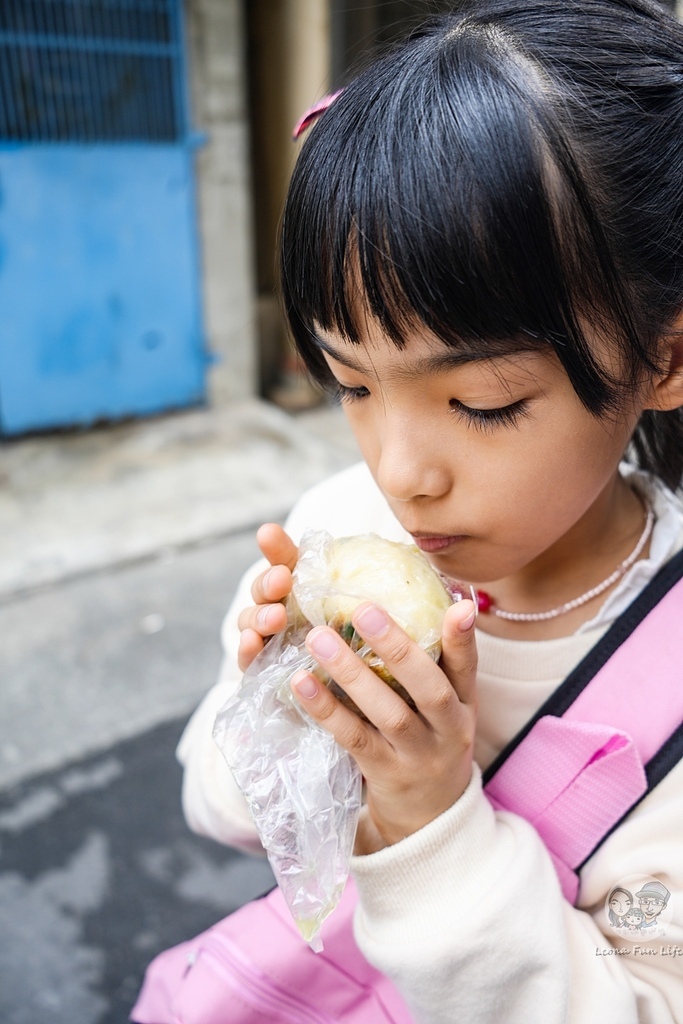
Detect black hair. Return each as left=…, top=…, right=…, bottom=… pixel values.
left=280, top=0, right=683, bottom=490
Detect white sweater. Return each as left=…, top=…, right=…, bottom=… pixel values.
left=177, top=462, right=683, bottom=1024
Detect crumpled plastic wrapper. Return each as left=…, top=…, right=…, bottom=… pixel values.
left=212, top=530, right=458, bottom=951
left=213, top=622, right=360, bottom=952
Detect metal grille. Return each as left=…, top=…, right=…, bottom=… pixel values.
left=0, top=0, right=186, bottom=142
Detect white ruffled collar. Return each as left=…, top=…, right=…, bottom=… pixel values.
left=575, top=464, right=683, bottom=635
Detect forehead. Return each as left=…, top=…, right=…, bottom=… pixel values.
left=313, top=321, right=556, bottom=389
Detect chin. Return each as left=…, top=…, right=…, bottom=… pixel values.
left=424, top=548, right=477, bottom=584
left=427, top=546, right=511, bottom=588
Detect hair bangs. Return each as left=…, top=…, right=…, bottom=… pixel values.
left=280, top=16, right=635, bottom=411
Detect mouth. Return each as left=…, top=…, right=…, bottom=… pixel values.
left=410, top=533, right=464, bottom=553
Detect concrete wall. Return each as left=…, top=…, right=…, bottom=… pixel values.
left=247, top=0, right=331, bottom=399
left=186, top=0, right=258, bottom=405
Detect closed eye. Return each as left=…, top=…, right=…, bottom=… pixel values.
left=334, top=382, right=370, bottom=403
left=449, top=398, right=529, bottom=430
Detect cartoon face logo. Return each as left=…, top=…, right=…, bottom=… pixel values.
left=635, top=880, right=670, bottom=928
left=607, top=887, right=633, bottom=927
left=605, top=875, right=673, bottom=941
left=622, top=908, right=645, bottom=933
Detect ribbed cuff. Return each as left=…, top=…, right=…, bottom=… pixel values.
left=350, top=764, right=502, bottom=943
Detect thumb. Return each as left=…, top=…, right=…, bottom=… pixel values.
left=439, top=599, right=478, bottom=705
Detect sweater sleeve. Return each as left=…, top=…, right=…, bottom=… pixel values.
left=176, top=553, right=268, bottom=855
left=350, top=762, right=683, bottom=1024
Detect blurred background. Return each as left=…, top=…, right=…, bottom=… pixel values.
left=0, top=2, right=680, bottom=1022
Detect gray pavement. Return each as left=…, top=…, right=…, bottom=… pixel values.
left=0, top=398, right=359, bottom=600
left=0, top=399, right=360, bottom=1023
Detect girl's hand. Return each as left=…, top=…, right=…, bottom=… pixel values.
left=291, top=599, right=478, bottom=849
left=237, top=523, right=298, bottom=671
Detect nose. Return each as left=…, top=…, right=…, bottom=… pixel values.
left=375, top=415, right=451, bottom=501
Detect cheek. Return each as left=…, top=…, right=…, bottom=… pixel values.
left=342, top=403, right=380, bottom=466
left=468, top=410, right=631, bottom=538
left=532, top=412, right=630, bottom=491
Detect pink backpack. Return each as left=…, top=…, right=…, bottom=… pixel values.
left=131, top=552, right=683, bottom=1024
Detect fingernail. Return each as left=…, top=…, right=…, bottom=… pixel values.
left=456, top=600, right=477, bottom=632
left=308, top=628, right=340, bottom=660
left=292, top=670, right=319, bottom=699
left=355, top=604, right=389, bottom=637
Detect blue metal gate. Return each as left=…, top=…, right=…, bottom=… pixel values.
left=0, top=0, right=207, bottom=434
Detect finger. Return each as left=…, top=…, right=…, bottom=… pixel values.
left=438, top=600, right=478, bottom=706
left=249, top=562, right=293, bottom=608
left=237, top=601, right=288, bottom=636
left=249, top=524, right=297, bottom=605
left=290, top=668, right=385, bottom=769
left=305, top=623, right=424, bottom=741
left=237, top=628, right=265, bottom=672
left=256, top=523, right=298, bottom=571
left=350, top=603, right=459, bottom=724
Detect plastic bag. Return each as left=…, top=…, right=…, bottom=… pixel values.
left=212, top=531, right=461, bottom=951
left=213, top=619, right=360, bottom=952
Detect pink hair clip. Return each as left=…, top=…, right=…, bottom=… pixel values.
left=292, top=90, right=344, bottom=140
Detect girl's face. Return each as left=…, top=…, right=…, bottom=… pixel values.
left=610, top=893, right=632, bottom=917
left=317, top=319, right=646, bottom=597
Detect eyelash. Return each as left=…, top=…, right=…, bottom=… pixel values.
left=334, top=383, right=370, bottom=403
left=449, top=398, right=529, bottom=431
left=335, top=382, right=528, bottom=431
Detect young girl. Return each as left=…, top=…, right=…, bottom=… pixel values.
left=177, top=2, right=683, bottom=1020
left=623, top=907, right=647, bottom=935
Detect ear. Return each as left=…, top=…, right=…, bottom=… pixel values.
left=646, top=308, right=683, bottom=412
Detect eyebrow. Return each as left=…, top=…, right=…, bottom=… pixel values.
left=313, top=334, right=534, bottom=378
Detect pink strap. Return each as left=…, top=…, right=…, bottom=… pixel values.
left=565, top=576, right=683, bottom=761
left=485, top=717, right=647, bottom=901
left=484, top=575, right=683, bottom=902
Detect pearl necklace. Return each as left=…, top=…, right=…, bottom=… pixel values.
left=444, top=506, right=655, bottom=623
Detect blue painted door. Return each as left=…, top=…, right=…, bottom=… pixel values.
left=0, top=0, right=206, bottom=435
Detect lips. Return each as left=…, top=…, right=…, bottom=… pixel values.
left=411, top=533, right=462, bottom=553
